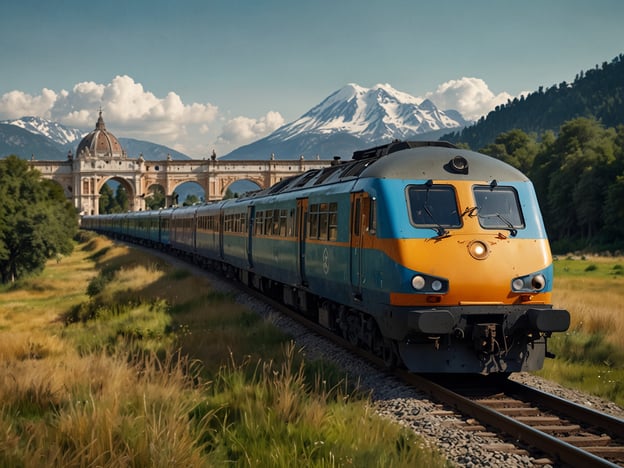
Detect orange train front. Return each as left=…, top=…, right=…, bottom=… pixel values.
left=82, top=140, right=570, bottom=374
left=328, top=142, right=570, bottom=373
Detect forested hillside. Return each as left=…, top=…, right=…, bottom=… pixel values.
left=444, top=54, right=624, bottom=150
left=478, top=119, right=624, bottom=253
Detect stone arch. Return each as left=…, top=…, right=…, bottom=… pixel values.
left=223, top=178, right=263, bottom=199
left=97, top=176, right=136, bottom=214
left=217, top=176, right=266, bottom=200
left=171, top=180, right=205, bottom=206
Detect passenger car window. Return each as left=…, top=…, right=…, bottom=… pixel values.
left=473, top=186, right=524, bottom=230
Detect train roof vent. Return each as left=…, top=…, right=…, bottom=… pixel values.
left=352, top=140, right=458, bottom=160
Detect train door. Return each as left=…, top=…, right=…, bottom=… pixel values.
left=350, top=192, right=369, bottom=300
left=296, top=198, right=308, bottom=286
left=246, top=205, right=255, bottom=269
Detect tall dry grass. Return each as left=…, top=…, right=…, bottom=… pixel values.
left=537, top=257, right=624, bottom=406
left=1, top=235, right=449, bottom=466
left=552, top=258, right=624, bottom=351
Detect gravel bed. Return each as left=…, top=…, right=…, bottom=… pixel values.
left=149, top=252, right=624, bottom=467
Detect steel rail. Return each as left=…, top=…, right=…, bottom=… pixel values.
left=503, top=379, right=624, bottom=439
left=399, top=370, right=621, bottom=468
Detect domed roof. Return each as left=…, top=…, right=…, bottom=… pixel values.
left=76, top=111, right=125, bottom=159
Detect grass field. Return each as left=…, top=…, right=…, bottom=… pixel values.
left=0, top=234, right=449, bottom=467
left=538, top=255, right=624, bottom=406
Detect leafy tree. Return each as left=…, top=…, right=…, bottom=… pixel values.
left=223, top=188, right=238, bottom=199
left=99, top=183, right=115, bottom=214
left=115, top=185, right=129, bottom=212
left=0, top=155, right=77, bottom=283
left=183, top=194, right=200, bottom=206
left=145, top=185, right=166, bottom=210
left=480, top=129, right=538, bottom=174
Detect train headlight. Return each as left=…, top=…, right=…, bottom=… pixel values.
left=512, top=278, right=525, bottom=291
left=468, top=240, right=489, bottom=260
left=512, top=273, right=547, bottom=292
left=411, top=275, right=426, bottom=290
left=532, top=274, right=546, bottom=291
left=431, top=280, right=443, bottom=291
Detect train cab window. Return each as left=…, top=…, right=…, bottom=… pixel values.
left=473, top=186, right=525, bottom=230
left=407, top=185, right=461, bottom=228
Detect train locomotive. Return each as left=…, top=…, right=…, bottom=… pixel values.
left=82, top=140, right=570, bottom=374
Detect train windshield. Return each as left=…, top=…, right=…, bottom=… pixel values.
left=473, top=186, right=525, bottom=233
left=407, top=184, right=461, bottom=232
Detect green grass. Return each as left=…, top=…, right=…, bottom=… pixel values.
left=0, top=235, right=450, bottom=467
left=554, top=255, right=624, bottom=279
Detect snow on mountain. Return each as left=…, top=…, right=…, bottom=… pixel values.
left=0, top=116, right=85, bottom=146
left=276, top=83, right=466, bottom=142
left=223, top=83, right=468, bottom=160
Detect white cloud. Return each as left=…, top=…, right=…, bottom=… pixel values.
left=0, top=75, right=224, bottom=157
left=424, top=77, right=515, bottom=121
left=217, top=111, right=284, bottom=148
left=0, top=88, right=58, bottom=119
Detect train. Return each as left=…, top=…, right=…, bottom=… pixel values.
left=82, top=140, right=570, bottom=374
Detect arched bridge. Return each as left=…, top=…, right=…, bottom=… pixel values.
left=30, top=154, right=332, bottom=215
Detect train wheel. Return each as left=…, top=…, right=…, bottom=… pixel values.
left=345, top=313, right=360, bottom=346
left=381, top=338, right=399, bottom=369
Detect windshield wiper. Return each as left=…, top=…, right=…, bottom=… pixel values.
left=478, top=211, right=518, bottom=237
left=496, top=214, right=518, bottom=236
left=423, top=184, right=450, bottom=238
left=423, top=204, right=449, bottom=237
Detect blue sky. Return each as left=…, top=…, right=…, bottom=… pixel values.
left=1, top=0, right=623, bottom=156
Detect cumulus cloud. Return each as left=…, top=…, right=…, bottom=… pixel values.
left=217, top=111, right=284, bottom=147
left=0, top=88, right=58, bottom=119
left=424, top=77, right=515, bottom=121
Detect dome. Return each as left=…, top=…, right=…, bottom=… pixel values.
left=76, top=111, right=125, bottom=159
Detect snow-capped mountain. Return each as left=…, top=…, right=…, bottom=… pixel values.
left=222, top=83, right=468, bottom=160
left=1, top=116, right=85, bottom=146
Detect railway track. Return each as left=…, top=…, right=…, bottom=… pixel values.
left=405, top=372, right=624, bottom=467
left=241, top=279, right=624, bottom=467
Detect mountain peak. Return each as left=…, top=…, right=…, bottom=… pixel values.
left=223, top=82, right=467, bottom=160
left=0, top=116, right=85, bottom=146
left=282, top=83, right=465, bottom=142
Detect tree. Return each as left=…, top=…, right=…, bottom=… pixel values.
left=183, top=194, right=200, bottom=206
left=480, top=129, right=538, bottom=174
left=0, top=156, right=77, bottom=283
left=145, top=185, right=166, bottom=210
left=115, top=185, right=129, bottom=212
left=99, top=183, right=115, bottom=214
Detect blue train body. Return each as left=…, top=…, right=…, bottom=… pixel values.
left=82, top=141, right=570, bottom=374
